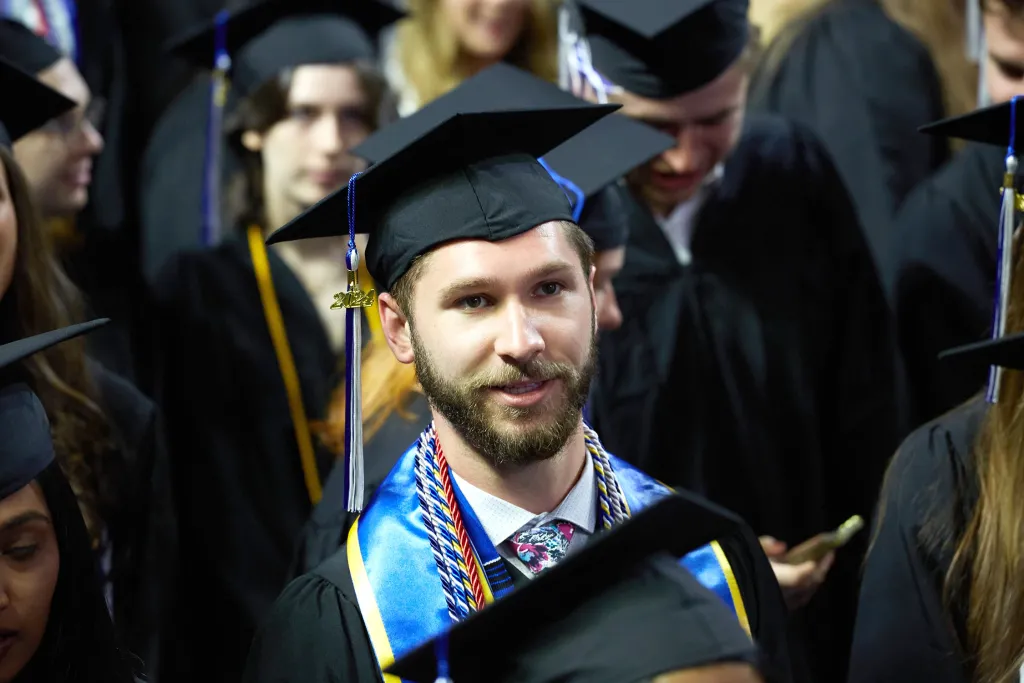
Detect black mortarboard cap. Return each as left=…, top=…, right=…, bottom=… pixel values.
left=387, top=492, right=759, bottom=683
left=0, top=319, right=109, bottom=500
left=0, top=18, right=63, bottom=74
left=266, top=104, right=618, bottom=290
left=574, top=0, right=749, bottom=98
left=0, top=383, right=54, bottom=500
left=939, top=331, right=1024, bottom=371
left=0, top=319, right=110, bottom=372
left=168, top=0, right=404, bottom=99
left=349, top=62, right=673, bottom=251
left=0, top=56, right=76, bottom=148
left=920, top=99, right=1024, bottom=147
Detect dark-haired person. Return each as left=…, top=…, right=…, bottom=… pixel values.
left=886, top=0, right=1024, bottom=430
left=150, top=4, right=400, bottom=680
left=0, top=321, right=142, bottom=683
left=0, top=58, right=175, bottom=681
left=564, top=0, right=898, bottom=679
left=244, top=101, right=797, bottom=683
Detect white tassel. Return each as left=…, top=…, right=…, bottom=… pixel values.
left=988, top=156, right=1018, bottom=403
left=347, top=307, right=365, bottom=512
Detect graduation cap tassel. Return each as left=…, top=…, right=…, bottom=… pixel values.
left=538, top=157, right=586, bottom=221
left=987, top=95, right=1021, bottom=403
left=557, top=4, right=612, bottom=104
left=335, top=172, right=375, bottom=512
left=201, top=10, right=231, bottom=247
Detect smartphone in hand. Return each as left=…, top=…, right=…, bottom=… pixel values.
left=781, top=515, right=865, bottom=565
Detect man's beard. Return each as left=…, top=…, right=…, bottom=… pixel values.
left=413, top=332, right=598, bottom=469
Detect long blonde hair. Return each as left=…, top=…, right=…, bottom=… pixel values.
left=943, top=243, right=1024, bottom=683
left=395, top=0, right=559, bottom=108
left=750, top=0, right=977, bottom=120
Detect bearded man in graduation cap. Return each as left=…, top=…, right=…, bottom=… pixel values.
left=244, top=98, right=801, bottom=683
left=559, top=0, right=902, bottom=679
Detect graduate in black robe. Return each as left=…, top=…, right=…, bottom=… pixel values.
left=244, top=97, right=801, bottom=683
left=388, top=499, right=766, bottom=683
left=150, top=3, right=402, bottom=680
left=748, top=0, right=949, bottom=267
left=290, top=63, right=677, bottom=578
left=0, top=322, right=143, bottom=683
left=887, top=126, right=1006, bottom=429
left=565, top=0, right=898, bottom=678
left=0, top=67, right=175, bottom=681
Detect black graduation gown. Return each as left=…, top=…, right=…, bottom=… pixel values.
left=748, top=0, right=949, bottom=269
left=151, top=235, right=337, bottom=682
left=886, top=143, right=1004, bottom=430
left=92, top=363, right=178, bottom=682
left=589, top=114, right=900, bottom=683
left=291, top=393, right=430, bottom=577
left=847, top=398, right=983, bottom=683
left=245, top=519, right=801, bottom=683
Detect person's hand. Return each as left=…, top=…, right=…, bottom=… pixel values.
left=759, top=536, right=834, bottom=611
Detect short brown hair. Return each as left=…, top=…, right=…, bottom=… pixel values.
left=983, top=0, right=1024, bottom=15
left=389, top=220, right=594, bottom=319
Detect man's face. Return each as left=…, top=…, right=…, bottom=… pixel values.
left=244, top=64, right=373, bottom=218
left=394, top=223, right=598, bottom=468
left=608, top=60, right=747, bottom=217
left=12, top=58, right=103, bottom=219
left=984, top=7, right=1024, bottom=104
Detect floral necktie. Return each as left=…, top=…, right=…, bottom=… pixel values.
left=507, top=521, right=575, bottom=575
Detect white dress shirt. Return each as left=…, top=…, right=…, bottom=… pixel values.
left=452, top=453, right=597, bottom=578
left=655, top=163, right=725, bottom=265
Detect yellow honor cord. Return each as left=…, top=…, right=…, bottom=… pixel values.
left=247, top=225, right=323, bottom=505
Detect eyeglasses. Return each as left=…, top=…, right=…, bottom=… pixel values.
left=39, top=96, right=107, bottom=138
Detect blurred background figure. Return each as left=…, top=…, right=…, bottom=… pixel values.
left=749, top=0, right=978, bottom=270
left=386, top=0, right=559, bottom=114
left=151, top=2, right=398, bottom=680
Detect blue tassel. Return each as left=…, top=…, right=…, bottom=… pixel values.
left=538, top=157, right=586, bottom=222
left=987, top=96, right=1020, bottom=403
left=201, top=10, right=231, bottom=247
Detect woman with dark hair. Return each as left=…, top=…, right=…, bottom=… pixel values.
left=0, top=58, right=174, bottom=679
left=151, top=3, right=399, bottom=680
left=0, top=321, right=138, bottom=683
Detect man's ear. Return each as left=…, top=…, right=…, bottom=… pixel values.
left=378, top=293, right=414, bottom=363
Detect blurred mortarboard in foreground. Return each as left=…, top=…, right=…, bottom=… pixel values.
left=0, top=18, right=63, bottom=74
left=922, top=96, right=1024, bottom=403
left=265, top=102, right=619, bottom=514
left=387, top=493, right=760, bottom=683
left=0, top=56, right=75, bottom=148
left=0, top=319, right=109, bottom=500
left=569, top=0, right=749, bottom=99
left=351, top=62, right=674, bottom=250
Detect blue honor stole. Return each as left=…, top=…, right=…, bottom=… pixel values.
left=347, top=445, right=751, bottom=682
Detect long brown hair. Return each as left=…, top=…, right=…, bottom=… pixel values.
left=938, top=240, right=1024, bottom=683
left=395, top=0, right=559, bottom=109
left=750, top=0, right=977, bottom=121
left=0, top=146, right=115, bottom=543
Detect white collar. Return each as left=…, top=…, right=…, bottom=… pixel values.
left=452, top=453, right=597, bottom=548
